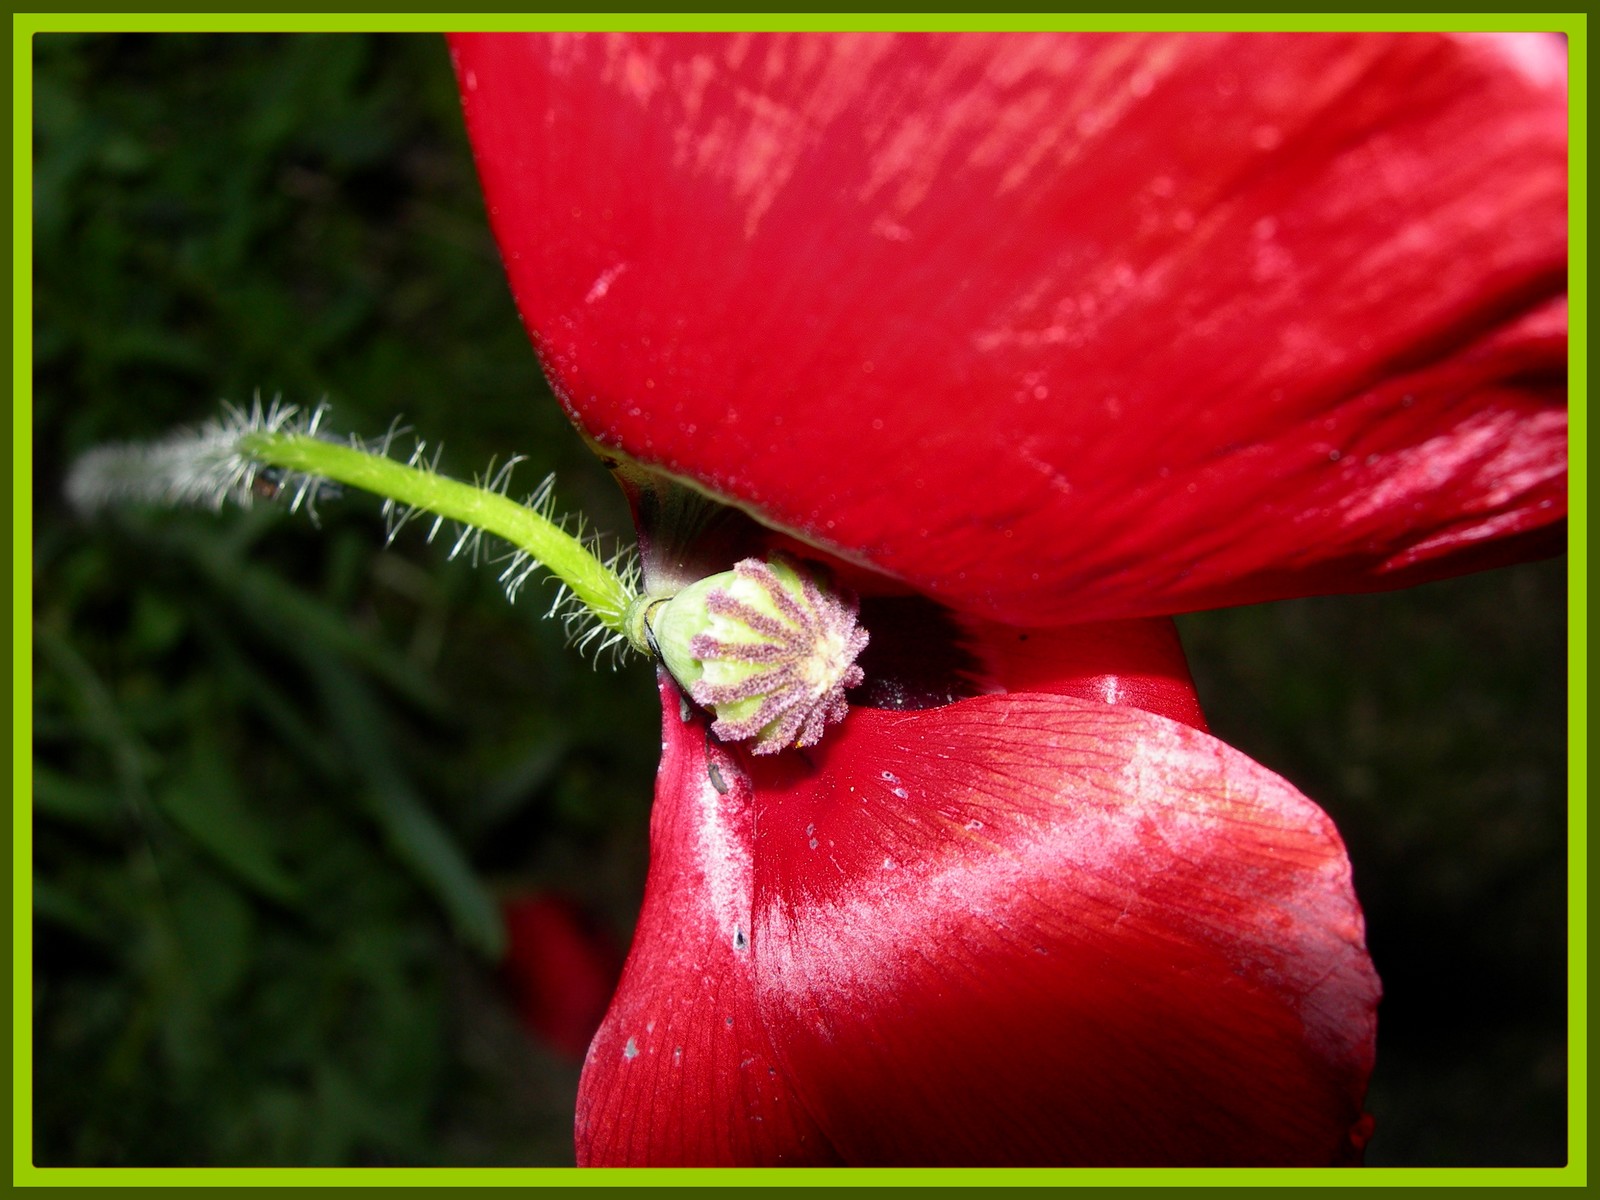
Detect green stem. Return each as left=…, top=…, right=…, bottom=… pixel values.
left=240, top=431, right=637, bottom=636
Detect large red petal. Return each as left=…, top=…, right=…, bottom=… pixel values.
left=747, top=693, right=1379, bottom=1165
left=580, top=675, right=1378, bottom=1165
left=452, top=31, right=1566, bottom=626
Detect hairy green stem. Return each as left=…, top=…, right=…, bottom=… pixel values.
left=240, top=430, right=637, bottom=637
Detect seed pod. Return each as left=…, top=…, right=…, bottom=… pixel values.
left=642, top=557, right=869, bottom=755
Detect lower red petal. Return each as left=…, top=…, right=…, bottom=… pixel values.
left=749, top=694, right=1379, bottom=1165
left=581, top=673, right=1378, bottom=1165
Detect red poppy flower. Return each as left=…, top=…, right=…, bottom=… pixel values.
left=448, top=32, right=1568, bottom=1166
left=500, top=892, right=623, bottom=1060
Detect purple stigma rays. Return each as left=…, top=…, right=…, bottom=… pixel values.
left=645, top=557, right=869, bottom=755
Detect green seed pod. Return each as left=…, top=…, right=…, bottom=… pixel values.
left=638, top=557, right=869, bottom=755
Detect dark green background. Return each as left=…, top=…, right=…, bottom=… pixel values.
left=30, top=33, right=1568, bottom=1167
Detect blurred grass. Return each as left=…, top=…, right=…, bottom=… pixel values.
left=32, top=33, right=659, bottom=1166
left=29, top=32, right=1567, bottom=1168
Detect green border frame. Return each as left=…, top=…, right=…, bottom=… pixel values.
left=13, top=11, right=1588, bottom=1189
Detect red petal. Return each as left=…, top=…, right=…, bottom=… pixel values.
left=580, top=675, right=1379, bottom=1165
left=754, top=695, right=1379, bottom=1166
left=963, top=614, right=1209, bottom=731
left=452, top=32, right=1566, bottom=626
left=575, top=675, right=842, bottom=1165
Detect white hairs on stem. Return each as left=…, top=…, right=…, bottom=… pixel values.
left=66, top=397, right=641, bottom=665
left=476, top=459, right=639, bottom=666
left=64, top=396, right=343, bottom=523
